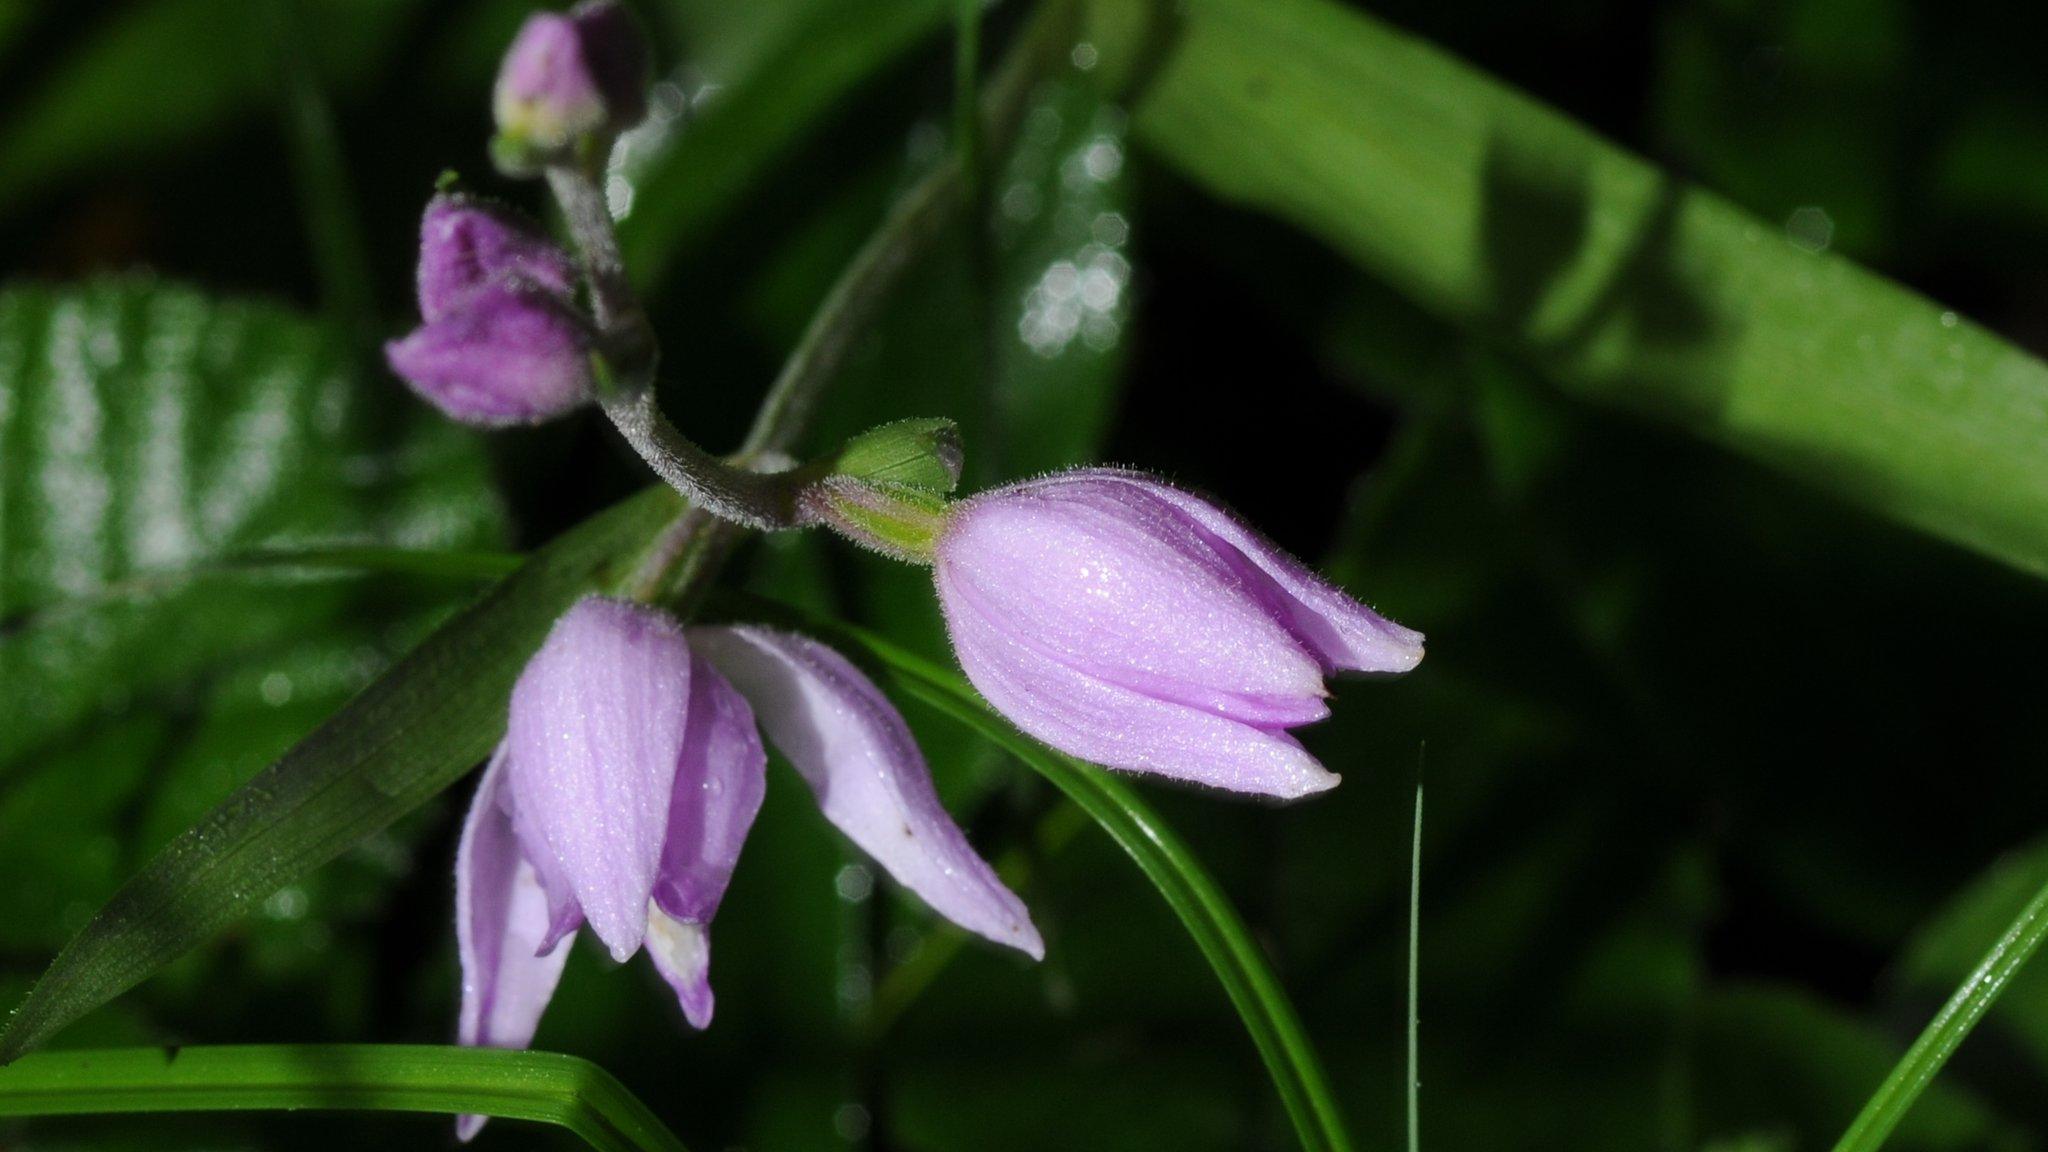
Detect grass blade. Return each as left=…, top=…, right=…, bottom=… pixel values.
left=1133, top=0, right=2048, bottom=578
left=1832, top=873, right=2048, bottom=1152
left=1407, top=777, right=1422, bottom=1152
left=0, top=1044, right=686, bottom=1152
left=728, top=594, right=1355, bottom=1152
left=0, top=487, right=682, bottom=1063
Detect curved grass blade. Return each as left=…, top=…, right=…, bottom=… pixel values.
left=0, top=487, right=682, bottom=1063
left=722, top=593, right=1354, bottom=1152
left=1832, top=872, right=2048, bottom=1152
left=0, top=1044, right=685, bottom=1152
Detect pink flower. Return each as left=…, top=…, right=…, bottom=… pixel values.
left=934, top=469, right=1423, bottom=800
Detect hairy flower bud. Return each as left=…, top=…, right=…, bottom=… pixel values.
left=386, top=281, right=595, bottom=426
left=388, top=194, right=593, bottom=426
left=492, top=0, right=650, bottom=171
left=417, top=193, right=576, bottom=322
left=933, top=469, right=1424, bottom=799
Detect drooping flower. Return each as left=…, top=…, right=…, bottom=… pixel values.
left=385, top=195, right=594, bottom=426
left=493, top=0, right=650, bottom=157
left=455, top=598, right=1035, bottom=1138
left=933, top=469, right=1423, bottom=800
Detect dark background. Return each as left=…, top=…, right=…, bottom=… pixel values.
left=6, top=0, right=2048, bottom=1148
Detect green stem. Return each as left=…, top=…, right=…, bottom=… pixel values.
left=1832, top=873, right=2048, bottom=1152
left=0, top=1045, right=686, bottom=1152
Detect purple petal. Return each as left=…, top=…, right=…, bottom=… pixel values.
left=417, top=194, right=576, bottom=323
left=941, top=589, right=1341, bottom=799
left=645, top=653, right=768, bottom=1028
left=937, top=473, right=1331, bottom=727
left=385, top=282, right=593, bottom=427
left=506, top=598, right=692, bottom=962
left=1121, top=471, right=1424, bottom=674
left=455, top=747, right=574, bottom=1140
left=690, top=626, right=1042, bottom=959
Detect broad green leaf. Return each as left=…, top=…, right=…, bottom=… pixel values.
left=0, top=278, right=500, bottom=756
left=1124, top=0, right=2048, bottom=579
left=716, top=592, right=1356, bottom=1152
left=0, top=1044, right=687, bottom=1152
left=0, top=484, right=682, bottom=1062
left=0, top=278, right=499, bottom=966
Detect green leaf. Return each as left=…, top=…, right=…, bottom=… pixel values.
left=0, top=1044, right=687, bottom=1152
left=0, top=484, right=682, bottom=1063
left=1126, top=0, right=2048, bottom=579
left=0, top=278, right=503, bottom=976
left=717, top=592, right=1356, bottom=1152
left=0, top=277, right=501, bottom=759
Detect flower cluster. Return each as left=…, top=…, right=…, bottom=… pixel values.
left=393, top=5, right=1423, bottom=1140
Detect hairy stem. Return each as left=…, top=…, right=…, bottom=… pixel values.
left=548, top=164, right=801, bottom=529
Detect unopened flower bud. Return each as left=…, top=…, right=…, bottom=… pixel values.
left=932, top=469, right=1424, bottom=799
left=827, top=417, right=964, bottom=493
left=492, top=0, right=650, bottom=172
left=389, top=194, right=594, bottom=426
left=385, top=281, right=595, bottom=426
left=417, top=193, right=577, bottom=322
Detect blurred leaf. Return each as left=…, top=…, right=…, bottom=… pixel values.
left=1696, top=985, right=2024, bottom=1152
left=614, top=0, right=952, bottom=287
left=0, top=483, right=680, bottom=1062
left=0, top=278, right=502, bottom=979
left=0, top=0, right=413, bottom=215
left=0, top=1044, right=688, bottom=1152
left=1648, top=0, right=1909, bottom=260
left=1, top=277, right=499, bottom=763
left=1126, top=0, right=2048, bottom=581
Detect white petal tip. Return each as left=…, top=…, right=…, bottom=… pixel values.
left=1262, top=767, right=1341, bottom=802
left=1016, top=930, right=1047, bottom=962
left=457, top=1114, right=487, bottom=1142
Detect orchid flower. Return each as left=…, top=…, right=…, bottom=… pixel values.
left=454, top=598, right=1037, bottom=1139
left=932, top=469, right=1424, bottom=799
